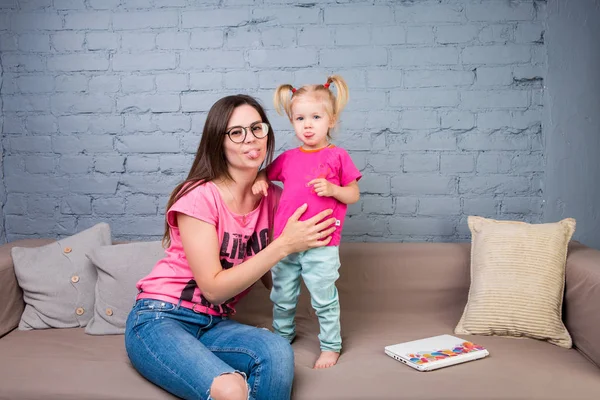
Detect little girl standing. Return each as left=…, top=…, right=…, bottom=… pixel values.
left=253, top=75, right=361, bottom=369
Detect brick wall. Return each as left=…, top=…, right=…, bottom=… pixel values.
left=0, top=0, right=546, bottom=242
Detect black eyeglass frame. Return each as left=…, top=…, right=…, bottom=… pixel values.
left=225, top=122, right=270, bottom=143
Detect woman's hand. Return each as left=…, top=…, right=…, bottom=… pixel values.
left=277, top=204, right=337, bottom=255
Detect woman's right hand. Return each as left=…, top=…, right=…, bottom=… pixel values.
left=277, top=204, right=337, bottom=255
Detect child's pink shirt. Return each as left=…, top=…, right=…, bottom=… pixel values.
left=267, top=145, right=361, bottom=246
left=136, top=181, right=281, bottom=316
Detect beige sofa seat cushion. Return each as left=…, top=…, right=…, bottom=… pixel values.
left=455, top=216, right=575, bottom=348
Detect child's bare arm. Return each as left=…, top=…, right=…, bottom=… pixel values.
left=252, top=169, right=269, bottom=196
left=308, top=179, right=360, bottom=205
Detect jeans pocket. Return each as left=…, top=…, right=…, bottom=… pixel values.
left=134, top=300, right=177, bottom=327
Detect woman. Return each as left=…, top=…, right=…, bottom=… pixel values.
left=124, top=95, right=336, bottom=400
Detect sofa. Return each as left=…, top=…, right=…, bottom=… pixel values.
left=1, top=237, right=599, bottom=400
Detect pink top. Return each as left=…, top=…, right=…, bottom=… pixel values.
left=267, top=145, right=362, bottom=246
left=136, top=181, right=281, bottom=316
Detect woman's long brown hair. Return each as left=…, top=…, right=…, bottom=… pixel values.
left=161, top=95, right=275, bottom=247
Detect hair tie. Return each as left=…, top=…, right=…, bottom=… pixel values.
left=324, top=82, right=330, bottom=89
left=291, top=87, right=297, bottom=93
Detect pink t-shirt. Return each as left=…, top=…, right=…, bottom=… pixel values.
left=267, top=145, right=362, bottom=246
left=136, top=181, right=281, bottom=316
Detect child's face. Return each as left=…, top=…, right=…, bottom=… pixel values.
left=291, top=95, right=335, bottom=150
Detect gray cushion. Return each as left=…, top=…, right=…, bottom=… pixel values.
left=11, top=223, right=112, bottom=330
left=85, top=241, right=165, bottom=335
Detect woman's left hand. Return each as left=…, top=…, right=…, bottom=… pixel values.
left=308, top=178, right=337, bottom=197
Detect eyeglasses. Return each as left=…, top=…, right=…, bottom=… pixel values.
left=225, top=122, right=269, bottom=143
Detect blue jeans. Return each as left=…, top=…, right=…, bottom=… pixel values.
left=270, top=246, right=341, bottom=352
left=125, top=299, right=294, bottom=400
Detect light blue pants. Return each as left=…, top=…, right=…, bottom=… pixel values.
left=270, top=246, right=341, bottom=352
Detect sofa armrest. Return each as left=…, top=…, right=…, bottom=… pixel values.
left=0, top=239, right=55, bottom=337
left=564, top=242, right=600, bottom=368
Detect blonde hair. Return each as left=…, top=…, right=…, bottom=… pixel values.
left=273, top=75, right=349, bottom=135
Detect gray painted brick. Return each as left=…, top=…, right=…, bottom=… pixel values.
left=10, top=13, right=62, bottom=31
left=27, top=197, right=56, bottom=215
left=362, top=196, right=394, bottom=215
left=8, top=136, right=52, bottom=153
left=52, top=135, right=113, bottom=154
left=189, top=72, right=223, bottom=90
left=501, top=197, right=543, bottom=214
left=461, top=90, right=529, bottom=109
left=390, top=89, right=459, bottom=108
left=391, top=175, right=457, bottom=196
left=343, top=216, right=388, bottom=237
left=156, top=74, right=189, bottom=92
left=404, top=70, right=474, bottom=88
left=367, top=70, right=402, bottom=88
left=479, top=24, right=514, bottom=44
left=69, top=177, right=118, bottom=194
left=6, top=175, right=69, bottom=193
left=335, top=27, right=370, bottom=46
left=395, top=132, right=457, bottom=151
left=190, top=30, right=224, bottom=49
left=51, top=94, right=113, bottom=114
left=391, top=47, right=459, bottom=66
left=181, top=93, right=224, bottom=112
left=360, top=173, right=390, bottom=195
left=298, top=27, right=334, bottom=46
left=95, top=156, right=126, bottom=174
left=55, top=74, right=88, bottom=92
left=418, top=198, right=461, bottom=216
left=441, top=154, right=475, bottom=173
left=116, top=135, right=180, bottom=154
left=225, top=71, right=259, bottom=89
left=436, top=25, right=479, bottom=44
left=250, top=48, right=318, bottom=68
left=58, top=156, right=93, bottom=174
left=459, top=176, right=530, bottom=195
left=126, top=156, right=160, bottom=173
left=388, top=217, right=455, bottom=236
left=51, top=32, right=85, bottom=51
left=154, top=114, right=191, bottom=133
left=511, top=153, right=544, bottom=172
left=27, top=115, right=57, bottom=133
left=181, top=50, right=244, bottom=69
left=394, top=197, right=418, bottom=214
left=463, top=198, right=499, bottom=217
left=183, top=9, right=250, bottom=28
left=157, top=32, right=190, bottom=50
left=262, top=28, right=296, bottom=47
left=64, top=12, right=110, bottom=30
left=86, top=32, right=119, bottom=51
left=119, top=175, right=181, bottom=195
left=2, top=54, right=46, bottom=72
left=4, top=95, right=50, bottom=112
left=160, top=154, right=194, bottom=174
left=121, top=32, right=156, bottom=51
left=515, top=22, right=544, bottom=43
left=403, top=153, right=439, bottom=172
left=61, top=195, right=93, bottom=215
left=400, top=110, right=439, bottom=130
left=462, top=45, right=531, bottom=65
left=113, top=54, right=177, bottom=71
left=466, top=3, right=534, bottom=22
left=321, top=48, right=387, bottom=67
left=396, top=3, right=464, bottom=23
left=366, top=111, right=400, bottom=131
left=89, top=76, right=120, bottom=93
left=367, top=154, right=401, bottom=174
left=441, top=111, right=475, bottom=129
left=458, top=133, right=529, bottom=151
left=126, top=194, right=158, bottom=215
left=118, top=94, right=179, bottom=113
left=93, top=197, right=125, bottom=215
left=6, top=216, right=76, bottom=236
left=5, top=194, right=27, bottom=215
left=25, top=155, right=56, bottom=173
left=253, top=7, right=320, bottom=25
left=18, top=33, right=50, bottom=52
left=474, top=66, right=513, bottom=86
left=406, top=26, right=434, bottom=44
left=54, top=0, right=86, bottom=10
left=48, top=54, right=109, bottom=71
left=114, top=11, right=179, bottom=30
left=372, top=26, right=405, bottom=45
left=258, top=71, right=295, bottom=89
left=476, top=153, right=512, bottom=174
left=121, top=76, right=155, bottom=93
left=325, top=6, right=393, bottom=24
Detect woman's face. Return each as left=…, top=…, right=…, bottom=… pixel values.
left=223, top=104, right=268, bottom=173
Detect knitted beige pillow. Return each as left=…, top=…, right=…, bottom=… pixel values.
left=455, top=216, right=576, bottom=348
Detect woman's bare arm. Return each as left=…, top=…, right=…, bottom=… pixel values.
left=178, top=204, right=336, bottom=305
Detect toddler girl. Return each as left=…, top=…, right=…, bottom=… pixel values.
left=253, top=75, right=361, bottom=369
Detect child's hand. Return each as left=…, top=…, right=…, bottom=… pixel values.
left=252, top=180, right=269, bottom=197
left=308, top=178, right=337, bottom=197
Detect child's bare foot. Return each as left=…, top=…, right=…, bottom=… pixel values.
left=313, top=351, right=340, bottom=369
